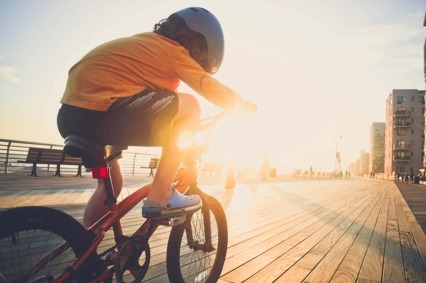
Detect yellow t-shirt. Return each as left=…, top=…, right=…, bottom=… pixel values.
left=61, top=32, right=240, bottom=111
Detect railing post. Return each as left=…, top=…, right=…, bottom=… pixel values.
left=5, top=141, right=11, bottom=174
left=132, top=153, right=137, bottom=176
left=46, top=145, right=54, bottom=175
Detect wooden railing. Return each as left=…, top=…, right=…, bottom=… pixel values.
left=0, top=139, right=160, bottom=176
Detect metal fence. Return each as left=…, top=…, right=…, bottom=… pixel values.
left=1, top=139, right=294, bottom=180
left=0, top=139, right=160, bottom=176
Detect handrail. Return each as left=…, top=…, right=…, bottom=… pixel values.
left=0, top=138, right=63, bottom=147
left=0, top=138, right=159, bottom=176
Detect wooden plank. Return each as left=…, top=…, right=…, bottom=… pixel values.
left=329, top=187, right=386, bottom=282
left=299, top=184, right=382, bottom=282
left=0, top=190, right=29, bottom=209
left=38, top=149, right=63, bottom=164
left=274, top=265, right=311, bottom=283
left=358, top=184, right=390, bottom=282
left=30, top=189, right=65, bottom=206
left=229, top=184, right=377, bottom=282
left=10, top=189, right=58, bottom=207
left=72, top=188, right=95, bottom=204
left=382, top=188, right=405, bottom=282
left=222, top=197, right=351, bottom=281
left=297, top=189, right=381, bottom=275
left=223, top=184, right=358, bottom=274
left=395, top=185, right=426, bottom=282
left=224, top=191, right=349, bottom=262
left=395, top=182, right=426, bottom=269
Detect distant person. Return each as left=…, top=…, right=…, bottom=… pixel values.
left=260, top=153, right=270, bottom=180
left=225, top=161, right=236, bottom=190
left=57, top=7, right=254, bottom=227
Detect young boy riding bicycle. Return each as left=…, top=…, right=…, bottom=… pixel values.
left=57, top=7, right=254, bottom=227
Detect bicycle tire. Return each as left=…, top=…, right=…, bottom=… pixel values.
left=0, top=206, right=97, bottom=282
left=166, top=194, right=228, bottom=283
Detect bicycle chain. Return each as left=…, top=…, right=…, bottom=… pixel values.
left=115, top=236, right=151, bottom=283
left=99, top=244, right=118, bottom=258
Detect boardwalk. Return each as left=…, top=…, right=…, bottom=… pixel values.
left=1, top=174, right=426, bottom=282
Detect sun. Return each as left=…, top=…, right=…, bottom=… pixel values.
left=202, top=111, right=272, bottom=171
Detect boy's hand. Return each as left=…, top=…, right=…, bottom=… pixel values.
left=239, top=100, right=257, bottom=112
left=243, top=101, right=257, bottom=112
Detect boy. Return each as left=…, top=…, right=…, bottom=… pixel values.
left=57, top=7, right=253, bottom=227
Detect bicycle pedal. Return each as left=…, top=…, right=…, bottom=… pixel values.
left=104, top=249, right=118, bottom=265
left=169, top=215, right=186, bottom=226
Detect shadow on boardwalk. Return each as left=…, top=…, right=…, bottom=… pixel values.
left=1, top=174, right=426, bottom=282
left=394, top=180, right=426, bottom=234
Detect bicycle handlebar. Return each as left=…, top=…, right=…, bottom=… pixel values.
left=198, top=101, right=257, bottom=132
left=195, top=102, right=257, bottom=153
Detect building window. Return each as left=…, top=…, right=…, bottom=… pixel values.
left=418, top=96, right=425, bottom=104
left=396, top=140, right=406, bottom=149
left=397, top=96, right=406, bottom=104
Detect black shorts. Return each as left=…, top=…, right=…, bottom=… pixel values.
left=57, top=89, right=179, bottom=146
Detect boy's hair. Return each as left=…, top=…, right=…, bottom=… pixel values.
left=153, top=14, right=209, bottom=72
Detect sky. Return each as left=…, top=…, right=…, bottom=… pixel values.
left=0, top=0, right=425, bottom=173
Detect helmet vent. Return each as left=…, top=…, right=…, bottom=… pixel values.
left=189, top=7, right=208, bottom=13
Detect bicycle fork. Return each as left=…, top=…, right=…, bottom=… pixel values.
left=186, top=186, right=214, bottom=252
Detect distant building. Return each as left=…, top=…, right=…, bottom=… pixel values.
left=423, top=10, right=425, bottom=81
left=369, top=122, right=385, bottom=175
left=384, top=89, right=425, bottom=177
left=360, top=150, right=369, bottom=176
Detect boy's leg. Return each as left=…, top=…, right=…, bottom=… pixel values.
left=83, top=159, right=124, bottom=228
left=146, top=93, right=200, bottom=203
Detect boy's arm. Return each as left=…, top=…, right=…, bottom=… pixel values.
left=198, top=75, right=245, bottom=110
left=176, top=51, right=247, bottom=110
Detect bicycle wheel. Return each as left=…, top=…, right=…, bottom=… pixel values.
left=0, top=206, right=97, bottom=282
left=167, top=194, right=228, bottom=283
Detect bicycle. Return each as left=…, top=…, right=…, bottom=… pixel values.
left=0, top=111, right=232, bottom=283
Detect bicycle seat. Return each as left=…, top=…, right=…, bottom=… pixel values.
left=64, top=135, right=127, bottom=168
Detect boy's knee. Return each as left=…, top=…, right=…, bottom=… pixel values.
left=177, top=93, right=201, bottom=118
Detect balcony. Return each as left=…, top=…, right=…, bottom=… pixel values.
left=393, top=156, right=410, bottom=162
left=393, top=122, right=411, bottom=128
left=373, top=137, right=385, bottom=143
left=393, top=144, right=411, bottom=151
left=394, top=110, right=411, bottom=117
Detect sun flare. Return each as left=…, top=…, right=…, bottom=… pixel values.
left=202, top=111, right=272, bottom=172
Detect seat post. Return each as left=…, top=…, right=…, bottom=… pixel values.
left=92, top=165, right=118, bottom=208
left=92, top=164, right=124, bottom=237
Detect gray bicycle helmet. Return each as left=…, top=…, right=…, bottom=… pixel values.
left=175, top=7, right=224, bottom=74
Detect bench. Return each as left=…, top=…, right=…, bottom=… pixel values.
left=18, top=147, right=83, bottom=177
left=141, top=157, right=159, bottom=177
left=200, top=162, right=223, bottom=176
